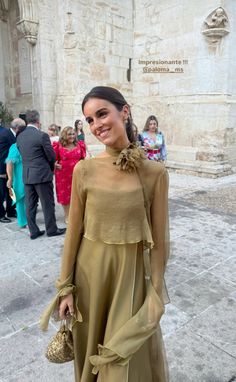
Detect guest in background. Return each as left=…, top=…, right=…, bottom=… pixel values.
left=74, top=119, right=93, bottom=158
left=141, top=115, right=167, bottom=162
left=6, top=119, right=27, bottom=228
left=47, top=123, right=60, bottom=143
left=17, top=109, right=66, bottom=239
left=0, top=118, right=16, bottom=223
left=53, top=126, right=86, bottom=223
left=74, top=119, right=85, bottom=141
left=133, top=124, right=144, bottom=147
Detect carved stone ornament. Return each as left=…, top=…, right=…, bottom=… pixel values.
left=0, top=0, right=8, bottom=21
left=16, top=19, right=39, bottom=45
left=202, top=7, right=229, bottom=43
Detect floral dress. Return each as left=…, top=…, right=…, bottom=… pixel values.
left=53, top=141, right=86, bottom=205
left=141, top=131, right=167, bottom=161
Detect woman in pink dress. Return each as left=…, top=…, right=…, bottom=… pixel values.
left=53, top=126, right=86, bottom=223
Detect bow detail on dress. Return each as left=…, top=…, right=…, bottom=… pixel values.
left=111, top=143, right=146, bottom=173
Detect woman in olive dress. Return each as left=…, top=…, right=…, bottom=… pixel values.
left=41, top=86, right=169, bottom=382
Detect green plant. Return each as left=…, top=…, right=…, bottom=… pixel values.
left=0, top=101, right=13, bottom=125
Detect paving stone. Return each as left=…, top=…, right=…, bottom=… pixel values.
left=0, top=311, right=14, bottom=338
left=184, top=296, right=236, bottom=358
left=169, top=272, right=235, bottom=317
left=165, top=328, right=236, bottom=382
left=0, top=324, right=74, bottom=381
left=161, top=303, right=191, bottom=336
left=210, top=256, right=236, bottom=285
left=165, top=262, right=197, bottom=289
left=170, top=243, right=232, bottom=274
left=0, top=271, right=55, bottom=332
left=22, top=260, right=61, bottom=289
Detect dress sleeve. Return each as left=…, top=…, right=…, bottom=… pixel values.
left=5, top=144, right=20, bottom=164
left=78, top=141, right=86, bottom=159
left=59, top=161, right=86, bottom=283
left=160, top=133, right=167, bottom=161
left=150, top=167, right=169, bottom=301
left=52, top=140, right=60, bottom=161
left=39, top=161, right=86, bottom=331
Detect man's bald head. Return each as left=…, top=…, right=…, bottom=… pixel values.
left=11, top=118, right=26, bottom=131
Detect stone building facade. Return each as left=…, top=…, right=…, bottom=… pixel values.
left=0, top=0, right=236, bottom=177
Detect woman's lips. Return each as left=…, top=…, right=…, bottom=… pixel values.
left=98, top=129, right=110, bottom=138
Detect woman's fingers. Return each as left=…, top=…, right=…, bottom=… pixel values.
left=59, top=299, right=68, bottom=320
left=59, top=294, right=74, bottom=319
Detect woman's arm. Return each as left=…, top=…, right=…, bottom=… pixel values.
left=59, top=161, right=86, bottom=282
left=150, top=167, right=169, bottom=300
left=160, top=133, right=167, bottom=161
left=6, top=162, right=13, bottom=189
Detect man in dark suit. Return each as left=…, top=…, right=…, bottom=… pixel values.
left=17, top=110, right=66, bottom=239
left=0, top=118, right=16, bottom=223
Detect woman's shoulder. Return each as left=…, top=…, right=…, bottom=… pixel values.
left=73, top=157, right=93, bottom=173
left=141, top=158, right=166, bottom=177
left=8, top=142, right=19, bottom=156
left=141, top=131, right=148, bottom=137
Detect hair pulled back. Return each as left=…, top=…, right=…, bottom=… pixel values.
left=82, top=86, right=135, bottom=143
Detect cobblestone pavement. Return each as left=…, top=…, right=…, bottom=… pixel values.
left=0, top=172, right=235, bottom=382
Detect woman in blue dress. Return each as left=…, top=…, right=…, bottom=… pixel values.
left=141, top=115, right=167, bottom=162
left=6, top=124, right=27, bottom=228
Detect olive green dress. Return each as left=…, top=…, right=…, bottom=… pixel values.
left=41, top=146, right=169, bottom=382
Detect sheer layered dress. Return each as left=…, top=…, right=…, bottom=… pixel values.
left=41, top=146, right=169, bottom=382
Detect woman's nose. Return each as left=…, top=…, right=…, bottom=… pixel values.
left=93, top=118, right=102, bottom=129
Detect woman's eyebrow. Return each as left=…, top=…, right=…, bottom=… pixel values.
left=85, top=108, right=108, bottom=122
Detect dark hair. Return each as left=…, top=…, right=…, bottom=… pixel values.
left=74, top=119, right=84, bottom=135
left=143, top=115, right=158, bottom=133
left=25, top=109, right=40, bottom=124
left=16, top=124, right=26, bottom=137
left=82, top=86, right=135, bottom=143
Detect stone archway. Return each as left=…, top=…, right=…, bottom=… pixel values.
left=0, top=0, right=38, bottom=115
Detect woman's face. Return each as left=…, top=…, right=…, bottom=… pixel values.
left=148, top=120, right=158, bottom=133
left=78, top=121, right=83, bottom=131
left=83, top=98, right=129, bottom=148
left=66, top=129, right=76, bottom=144
left=48, top=128, right=55, bottom=137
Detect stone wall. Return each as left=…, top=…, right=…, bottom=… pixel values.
left=132, top=0, right=236, bottom=176
left=0, top=0, right=235, bottom=176
left=51, top=0, right=133, bottom=144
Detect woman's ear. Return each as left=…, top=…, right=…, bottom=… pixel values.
left=122, top=105, right=130, bottom=121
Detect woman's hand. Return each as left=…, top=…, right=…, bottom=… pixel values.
left=55, top=161, right=62, bottom=170
left=7, top=179, right=12, bottom=189
left=59, top=293, right=74, bottom=320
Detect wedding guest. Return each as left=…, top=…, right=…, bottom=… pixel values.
left=0, top=118, right=16, bottom=223
left=17, top=109, right=66, bottom=239
left=53, top=126, right=86, bottom=223
left=41, top=86, right=169, bottom=382
left=6, top=119, right=27, bottom=228
left=141, top=115, right=167, bottom=162
left=47, top=123, right=60, bottom=143
left=74, top=119, right=85, bottom=141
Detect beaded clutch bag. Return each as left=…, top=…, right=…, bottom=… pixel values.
left=45, top=322, right=74, bottom=363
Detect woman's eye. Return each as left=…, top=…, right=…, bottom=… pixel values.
left=99, top=111, right=107, bottom=118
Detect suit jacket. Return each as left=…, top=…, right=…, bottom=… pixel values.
left=17, top=125, right=56, bottom=184
left=0, top=126, right=16, bottom=174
